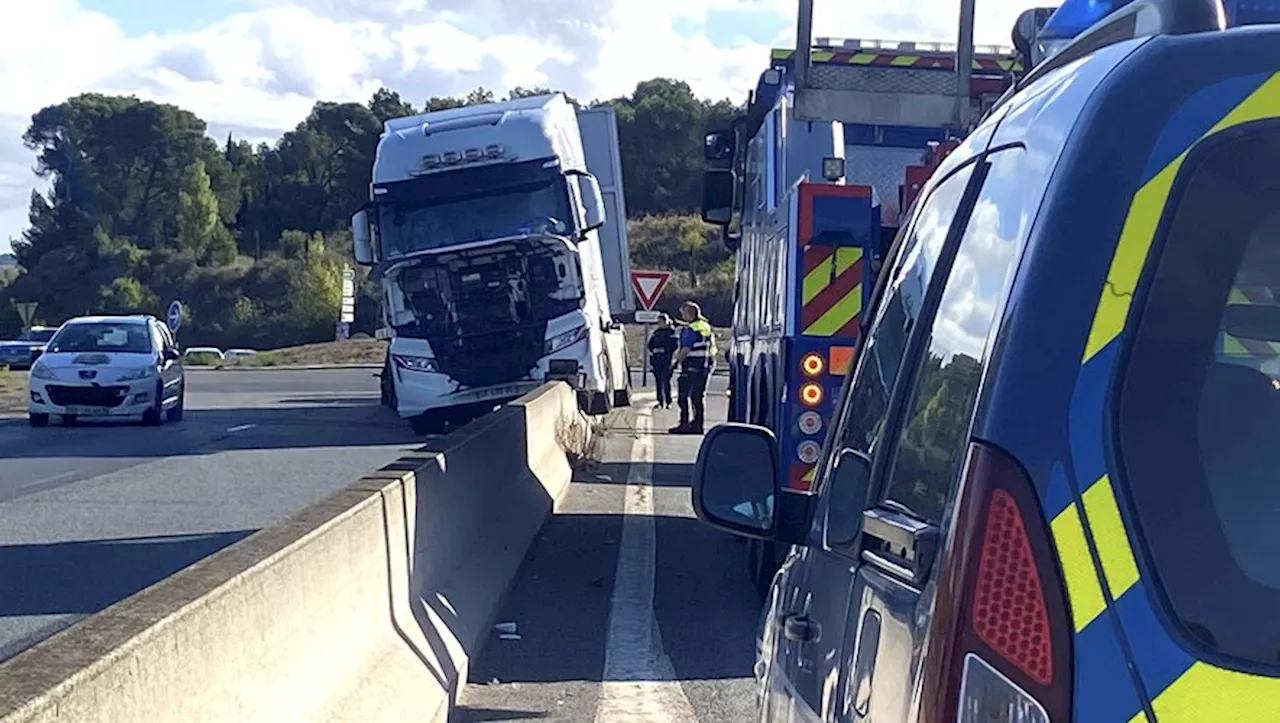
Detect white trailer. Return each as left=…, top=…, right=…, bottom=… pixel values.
left=351, top=94, right=633, bottom=434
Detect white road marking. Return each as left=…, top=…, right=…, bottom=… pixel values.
left=225, top=424, right=256, bottom=433
left=19, top=470, right=78, bottom=489
left=596, top=405, right=698, bottom=723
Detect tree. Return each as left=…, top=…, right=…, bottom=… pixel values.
left=176, top=159, right=235, bottom=264
left=368, top=87, right=416, bottom=124
left=5, top=76, right=750, bottom=343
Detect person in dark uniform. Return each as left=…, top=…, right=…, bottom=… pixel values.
left=647, top=314, right=678, bottom=408
left=670, top=301, right=716, bottom=434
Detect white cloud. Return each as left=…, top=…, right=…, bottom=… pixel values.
left=0, top=0, right=1041, bottom=252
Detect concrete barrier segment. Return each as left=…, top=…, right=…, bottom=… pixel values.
left=0, top=381, right=590, bottom=723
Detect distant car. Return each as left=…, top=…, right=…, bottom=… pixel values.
left=224, top=348, right=257, bottom=359
left=183, top=346, right=226, bottom=364
left=0, top=325, right=58, bottom=370
left=27, top=315, right=185, bottom=427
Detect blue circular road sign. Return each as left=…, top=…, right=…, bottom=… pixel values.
left=167, top=300, right=183, bottom=333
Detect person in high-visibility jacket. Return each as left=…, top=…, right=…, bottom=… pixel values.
left=670, top=300, right=716, bottom=434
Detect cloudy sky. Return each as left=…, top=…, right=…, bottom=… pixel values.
left=0, top=0, right=1042, bottom=254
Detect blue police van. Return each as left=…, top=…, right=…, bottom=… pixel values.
left=690, top=0, right=1280, bottom=719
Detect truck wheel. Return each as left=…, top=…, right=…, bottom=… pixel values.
left=28, top=413, right=49, bottom=427
left=409, top=413, right=446, bottom=436
left=379, top=357, right=395, bottom=408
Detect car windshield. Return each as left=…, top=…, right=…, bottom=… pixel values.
left=378, top=180, right=573, bottom=259
left=17, top=328, right=55, bottom=343
left=48, top=323, right=152, bottom=354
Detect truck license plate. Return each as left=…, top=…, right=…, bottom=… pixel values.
left=476, top=384, right=524, bottom=400
left=65, top=406, right=109, bottom=416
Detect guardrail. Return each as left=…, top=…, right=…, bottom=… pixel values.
left=0, top=382, right=590, bottom=723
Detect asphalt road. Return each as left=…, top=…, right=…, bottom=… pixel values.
left=0, top=368, right=422, bottom=662
left=456, top=373, right=763, bottom=722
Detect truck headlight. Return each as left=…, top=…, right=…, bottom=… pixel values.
left=392, top=354, right=438, bottom=373
left=545, top=324, right=588, bottom=355
left=117, top=367, right=157, bottom=381
left=30, top=362, right=55, bottom=380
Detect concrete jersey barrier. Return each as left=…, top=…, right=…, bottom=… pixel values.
left=0, top=381, right=589, bottom=723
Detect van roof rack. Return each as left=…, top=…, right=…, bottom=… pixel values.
left=990, top=0, right=1225, bottom=116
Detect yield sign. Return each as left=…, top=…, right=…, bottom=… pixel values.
left=630, top=270, right=671, bottom=311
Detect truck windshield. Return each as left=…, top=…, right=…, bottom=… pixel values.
left=377, top=179, right=573, bottom=259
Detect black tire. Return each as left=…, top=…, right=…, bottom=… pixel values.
left=142, top=381, right=164, bottom=426
left=379, top=356, right=395, bottom=408
left=61, top=415, right=77, bottom=426
left=166, top=382, right=185, bottom=422
left=409, top=413, right=446, bottom=436
left=28, top=413, right=49, bottom=427
left=746, top=539, right=776, bottom=601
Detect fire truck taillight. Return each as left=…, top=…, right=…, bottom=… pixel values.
left=799, top=382, right=823, bottom=406
left=798, top=410, right=823, bottom=435
left=797, top=440, right=821, bottom=464
left=801, top=353, right=825, bottom=377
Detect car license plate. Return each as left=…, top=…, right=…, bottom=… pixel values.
left=65, top=406, right=109, bottom=416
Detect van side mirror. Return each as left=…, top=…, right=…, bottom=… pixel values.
left=702, top=170, right=735, bottom=226
left=352, top=207, right=375, bottom=265
left=704, top=130, right=735, bottom=162
left=824, top=449, right=875, bottom=546
left=691, top=424, right=780, bottom=538
left=576, top=173, right=606, bottom=233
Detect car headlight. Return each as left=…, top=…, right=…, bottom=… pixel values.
left=544, top=324, right=588, bottom=355
left=117, top=367, right=157, bottom=381
left=29, top=362, right=55, bottom=380
left=392, top=354, right=438, bottom=373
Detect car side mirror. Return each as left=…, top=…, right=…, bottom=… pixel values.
left=691, top=423, right=781, bottom=538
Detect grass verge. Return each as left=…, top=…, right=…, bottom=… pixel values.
left=0, top=368, right=28, bottom=415
left=188, top=338, right=389, bottom=368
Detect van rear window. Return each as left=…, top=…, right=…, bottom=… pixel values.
left=1118, top=122, right=1280, bottom=667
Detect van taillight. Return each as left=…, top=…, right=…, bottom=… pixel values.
left=920, top=442, right=1072, bottom=722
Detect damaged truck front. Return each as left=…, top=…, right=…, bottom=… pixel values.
left=351, top=94, right=632, bottom=435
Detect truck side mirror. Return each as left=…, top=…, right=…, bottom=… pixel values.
left=702, top=170, right=735, bottom=226
left=352, top=207, right=374, bottom=265
left=704, top=130, right=735, bottom=162
left=576, top=173, right=606, bottom=233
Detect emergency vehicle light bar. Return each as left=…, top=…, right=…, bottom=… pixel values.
left=999, top=0, right=1225, bottom=116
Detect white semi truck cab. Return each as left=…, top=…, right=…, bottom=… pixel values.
left=351, top=94, right=633, bottom=434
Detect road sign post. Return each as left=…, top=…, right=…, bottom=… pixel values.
left=166, top=300, right=183, bottom=334
left=338, top=266, right=356, bottom=341
left=13, top=301, right=37, bottom=330
left=630, top=270, right=672, bottom=388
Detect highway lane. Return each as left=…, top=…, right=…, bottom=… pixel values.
left=0, top=368, right=423, bottom=662
left=456, top=374, right=763, bottom=722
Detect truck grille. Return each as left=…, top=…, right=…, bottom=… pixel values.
left=46, top=385, right=130, bottom=408
left=431, top=325, right=547, bottom=388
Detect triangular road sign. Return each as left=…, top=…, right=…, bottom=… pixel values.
left=630, top=270, right=671, bottom=311
left=13, top=301, right=36, bottom=327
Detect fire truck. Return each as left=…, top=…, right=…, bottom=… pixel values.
left=700, top=18, right=1018, bottom=593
